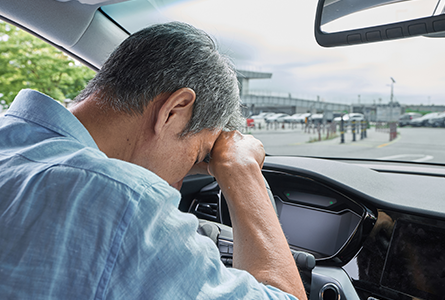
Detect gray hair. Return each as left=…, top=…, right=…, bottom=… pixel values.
left=74, top=22, right=244, bottom=136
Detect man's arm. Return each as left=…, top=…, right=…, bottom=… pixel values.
left=208, top=131, right=307, bottom=300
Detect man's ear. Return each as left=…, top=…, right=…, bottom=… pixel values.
left=154, top=88, right=196, bottom=135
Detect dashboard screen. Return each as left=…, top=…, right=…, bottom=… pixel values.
left=276, top=197, right=361, bottom=256
left=381, top=220, right=445, bottom=299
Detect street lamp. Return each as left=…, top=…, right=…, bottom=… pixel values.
left=390, top=77, right=396, bottom=104
left=389, top=77, right=396, bottom=122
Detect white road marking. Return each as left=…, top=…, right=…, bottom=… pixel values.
left=413, top=155, right=434, bottom=162
left=377, top=154, right=434, bottom=162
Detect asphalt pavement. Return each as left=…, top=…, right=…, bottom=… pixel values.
left=247, top=124, right=445, bottom=164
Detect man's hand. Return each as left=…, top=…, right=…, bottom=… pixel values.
left=207, top=131, right=265, bottom=178
left=204, top=131, right=307, bottom=300
left=186, top=131, right=264, bottom=178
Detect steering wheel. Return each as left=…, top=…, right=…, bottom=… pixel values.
left=263, top=175, right=278, bottom=214
left=197, top=174, right=315, bottom=274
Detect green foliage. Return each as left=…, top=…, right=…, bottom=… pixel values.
left=0, top=21, right=95, bottom=106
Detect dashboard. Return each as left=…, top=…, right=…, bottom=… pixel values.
left=181, top=156, right=445, bottom=300
left=265, top=170, right=374, bottom=263
left=349, top=211, right=445, bottom=300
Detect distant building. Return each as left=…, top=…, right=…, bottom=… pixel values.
left=236, top=70, right=272, bottom=96
left=236, top=70, right=349, bottom=116
left=236, top=69, right=445, bottom=120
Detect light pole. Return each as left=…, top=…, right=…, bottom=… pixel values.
left=389, top=77, right=396, bottom=122
left=390, top=77, right=395, bottom=103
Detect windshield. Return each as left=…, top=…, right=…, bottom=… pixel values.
left=106, top=0, right=445, bottom=164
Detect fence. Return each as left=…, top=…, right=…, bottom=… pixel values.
left=375, top=122, right=398, bottom=141
left=243, top=119, right=370, bottom=142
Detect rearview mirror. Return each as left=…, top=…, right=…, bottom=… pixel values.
left=315, top=0, right=445, bottom=47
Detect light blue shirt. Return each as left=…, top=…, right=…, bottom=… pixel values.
left=0, top=89, right=297, bottom=300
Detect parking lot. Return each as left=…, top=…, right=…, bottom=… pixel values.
left=249, top=125, right=445, bottom=164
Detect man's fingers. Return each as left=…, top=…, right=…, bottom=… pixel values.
left=208, top=131, right=265, bottom=178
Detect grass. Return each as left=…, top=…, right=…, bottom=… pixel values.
left=308, top=133, right=339, bottom=143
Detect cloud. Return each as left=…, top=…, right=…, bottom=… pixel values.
left=161, top=0, right=445, bottom=106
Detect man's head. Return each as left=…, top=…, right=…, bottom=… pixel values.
left=75, top=21, right=243, bottom=136
left=72, top=22, right=245, bottom=187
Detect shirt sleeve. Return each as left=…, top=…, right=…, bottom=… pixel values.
left=103, top=181, right=299, bottom=300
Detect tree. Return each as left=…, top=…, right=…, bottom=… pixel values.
left=0, top=21, right=95, bottom=107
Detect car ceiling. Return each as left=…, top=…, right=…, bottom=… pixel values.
left=0, top=0, right=132, bottom=69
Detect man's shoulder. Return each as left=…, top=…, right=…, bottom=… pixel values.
left=73, top=150, right=169, bottom=193
left=49, top=144, right=172, bottom=198
left=1, top=88, right=178, bottom=205
left=1, top=132, right=174, bottom=202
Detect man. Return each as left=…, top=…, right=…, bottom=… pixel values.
left=0, top=22, right=306, bottom=299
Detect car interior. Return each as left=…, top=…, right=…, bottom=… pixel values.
left=1, top=0, right=445, bottom=299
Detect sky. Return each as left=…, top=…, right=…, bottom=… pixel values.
left=109, top=0, right=445, bottom=106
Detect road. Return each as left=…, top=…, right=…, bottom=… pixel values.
left=248, top=125, right=445, bottom=164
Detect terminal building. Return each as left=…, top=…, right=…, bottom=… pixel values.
left=237, top=70, right=349, bottom=120
left=237, top=70, right=445, bottom=122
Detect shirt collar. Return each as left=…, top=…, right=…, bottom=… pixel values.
left=6, top=89, right=99, bottom=150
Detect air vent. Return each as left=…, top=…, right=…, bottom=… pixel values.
left=189, top=181, right=221, bottom=222
left=189, top=191, right=219, bottom=222
left=195, top=202, right=218, bottom=219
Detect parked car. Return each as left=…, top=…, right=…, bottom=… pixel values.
left=283, top=113, right=302, bottom=123
left=292, top=113, right=311, bottom=124
left=249, top=112, right=276, bottom=128
left=333, top=113, right=364, bottom=123
left=427, top=111, right=445, bottom=127
left=308, top=113, right=324, bottom=124
left=265, top=113, right=289, bottom=123
left=250, top=112, right=276, bottom=120
left=410, top=112, right=440, bottom=127
left=275, top=114, right=291, bottom=123
left=398, top=112, right=422, bottom=127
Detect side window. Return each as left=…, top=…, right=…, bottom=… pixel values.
left=0, top=21, right=95, bottom=111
